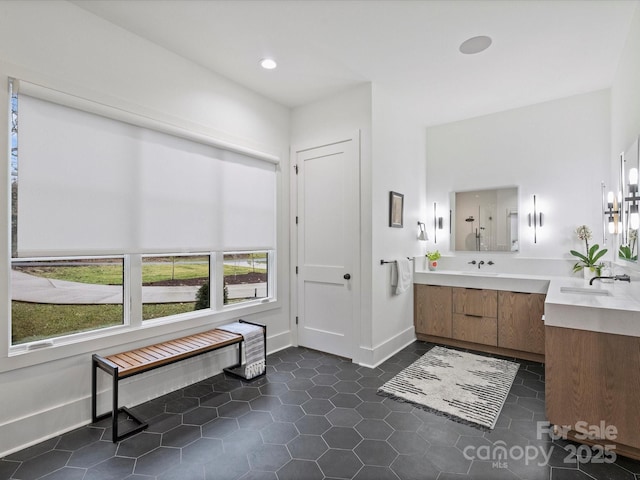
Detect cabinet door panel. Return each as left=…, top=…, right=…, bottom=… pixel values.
left=453, top=287, right=497, bottom=317
left=452, top=313, right=497, bottom=346
left=546, top=326, right=640, bottom=450
left=498, top=292, right=545, bottom=354
left=414, top=285, right=452, bottom=337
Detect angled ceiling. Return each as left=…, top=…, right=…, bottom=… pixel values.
left=72, top=0, right=638, bottom=126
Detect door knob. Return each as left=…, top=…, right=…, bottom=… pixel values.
left=343, top=273, right=351, bottom=280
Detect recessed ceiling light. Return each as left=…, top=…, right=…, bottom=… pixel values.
left=260, top=58, right=277, bottom=70
left=459, top=36, right=492, bottom=55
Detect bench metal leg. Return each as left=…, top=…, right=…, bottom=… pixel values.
left=91, top=355, right=98, bottom=423
left=92, top=354, right=148, bottom=442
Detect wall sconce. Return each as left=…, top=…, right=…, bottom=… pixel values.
left=602, top=182, right=621, bottom=237
left=627, top=167, right=639, bottom=230
left=528, top=194, right=543, bottom=243
left=417, top=221, right=428, bottom=241
left=432, top=203, right=443, bottom=243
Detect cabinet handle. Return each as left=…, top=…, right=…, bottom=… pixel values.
left=465, top=288, right=482, bottom=291
left=464, top=314, right=483, bottom=318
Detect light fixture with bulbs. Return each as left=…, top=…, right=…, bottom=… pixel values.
left=602, top=181, right=621, bottom=238
left=607, top=190, right=621, bottom=233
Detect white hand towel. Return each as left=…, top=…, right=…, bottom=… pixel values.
left=392, top=258, right=412, bottom=295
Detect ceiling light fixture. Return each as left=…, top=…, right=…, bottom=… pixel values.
left=260, top=58, right=277, bottom=70
left=459, top=35, right=492, bottom=55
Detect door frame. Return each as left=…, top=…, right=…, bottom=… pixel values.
left=290, top=131, right=361, bottom=361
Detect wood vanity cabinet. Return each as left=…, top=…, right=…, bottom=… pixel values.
left=497, top=291, right=545, bottom=354
left=452, top=287, right=497, bottom=346
left=546, top=326, right=640, bottom=460
left=414, top=284, right=452, bottom=337
left=414, top=284, right=546, bottom=362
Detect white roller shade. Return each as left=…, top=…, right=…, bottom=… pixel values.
left=16, top=93, right=276, bottom=257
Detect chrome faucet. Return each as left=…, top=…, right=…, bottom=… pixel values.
left=589, top=274, right=631, bottom=286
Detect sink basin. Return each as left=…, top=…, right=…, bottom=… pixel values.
left=560, top=286, right=611, bottom=296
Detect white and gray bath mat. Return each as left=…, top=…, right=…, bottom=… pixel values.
left=378, top=346, right=519, bottom=429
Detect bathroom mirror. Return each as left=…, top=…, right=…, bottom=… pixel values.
left=619, top=136, right=639, bottom=263
left=450, top=187, right=519, bottom=252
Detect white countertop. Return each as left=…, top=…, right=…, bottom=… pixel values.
left=414, top=269, right=549, bottom=293
left=414, top=268, right=640, bottom=338
left=544, top=276, right=640, bottom=337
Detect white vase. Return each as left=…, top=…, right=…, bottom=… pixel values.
left=583, top=267, right=598, bottom=282
left=428, top=260, right=438, bottom=271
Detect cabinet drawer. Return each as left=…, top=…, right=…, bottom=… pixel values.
left=452, top=313, right=497, bottom=346
left=452, top=287, right=497, bottom=318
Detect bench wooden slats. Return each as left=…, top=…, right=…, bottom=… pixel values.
left=122, top=350, right=154, bottom=364
left=200, top=331, right=232, bottom=344
left=149, top=344, right=181, bottom=357
left=172, top=337, right=207, bottom=350
left=104, top=329, right=242, bottom=378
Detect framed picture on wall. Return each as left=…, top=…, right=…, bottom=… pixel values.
left=389, top=191, right=404, bottom=228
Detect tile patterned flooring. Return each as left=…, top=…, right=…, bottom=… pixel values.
left=1, top=341, right=640, bottom=480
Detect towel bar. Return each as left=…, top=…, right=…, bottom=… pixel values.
left=380, top=257, right=414, bottom=265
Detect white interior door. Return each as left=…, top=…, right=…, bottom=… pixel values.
left=295, top=136, right=359, bottom=359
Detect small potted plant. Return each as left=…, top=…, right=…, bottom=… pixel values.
left=570, top=225, right=607, bottom=280
left=426, top=250, right=441, bottom=271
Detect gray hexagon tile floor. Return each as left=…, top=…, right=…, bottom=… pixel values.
left=2, top=341, right=640, bottom=480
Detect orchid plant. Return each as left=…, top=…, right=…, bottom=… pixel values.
left=570, top=225, right=607, bottom=275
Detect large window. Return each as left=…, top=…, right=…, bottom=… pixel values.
left=224, top=252, right=269, bottom=305
left=8, top=78, right=278, bottom=349
left=11, top=257, right=124, bottom=345
left=142, top=254, right=210, bottom=321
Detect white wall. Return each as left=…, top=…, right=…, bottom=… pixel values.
left=368, top=85, right=427, bottom=366
left=0, top=1, right=290, bottom=456
left=426, top=89, right=611, bottom=264
left=612, top=4, right=640, bottom=199
left=290, top=84, right=372, bottom=149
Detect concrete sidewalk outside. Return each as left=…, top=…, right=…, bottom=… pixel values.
left=11, top=270, right=266, bottom=304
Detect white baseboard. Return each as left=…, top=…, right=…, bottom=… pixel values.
left=265, top=329, right=291, bottom=354
left=0, top=396, right=90, bottom=457
left=357, top=326, right=416, bottom=368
